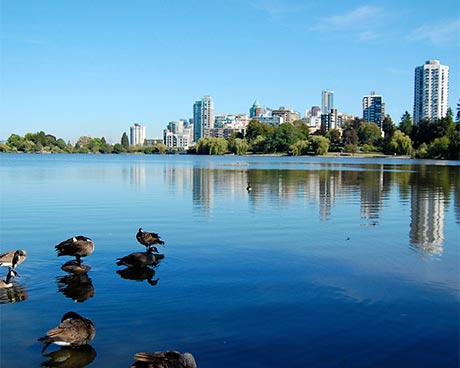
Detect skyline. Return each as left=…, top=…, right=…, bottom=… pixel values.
left=1, top=0, right=459, bottom=143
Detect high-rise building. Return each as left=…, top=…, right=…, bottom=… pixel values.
left=130, top=123, right=146, bottom=146
left=362, top=91, right=385, bottom=129
left=193, top=95, right=214, bottom=142
left=413, top=60, right=449, bottom=124
left=321, top=90, right=334, bottom=114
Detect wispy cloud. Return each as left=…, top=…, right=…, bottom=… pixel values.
left=407, top=19, right=460, bottom=47
left=312, top=6, right=385, bottom=32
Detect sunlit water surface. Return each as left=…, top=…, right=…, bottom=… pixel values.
left=0, top=154, right=459, bottom=367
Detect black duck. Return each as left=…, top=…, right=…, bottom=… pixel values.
left=55, top=236, right=94, bottom=264
left=136, top=228, right=165, bottom=250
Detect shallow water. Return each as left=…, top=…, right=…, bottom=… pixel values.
left=0, top=154, right=459, bottom=367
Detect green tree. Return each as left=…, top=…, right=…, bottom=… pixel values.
left=121, top=132, right=129, bottom=150
left=310, top=136, right=330, bottom=155
left=389, top=131, right=413, bottom=155
left=382, top=115, right=395, bottom=138
left=289, top=140, right=309, bottom=156
left=427, top=136, right=450, bottom=159
left=358, top=122, right=382, bottom=145
left=399, top=111, right=413, bottom=136
left=229, top=138, right=249, bottom=155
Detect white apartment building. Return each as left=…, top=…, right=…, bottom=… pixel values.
left=130, top=123, right=146, bottom=146
left=414, top=60, right=449, bottom=124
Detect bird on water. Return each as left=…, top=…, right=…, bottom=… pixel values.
left=55, top=236, right=94, bottom=265
left=131, top=350, right=197, bottom=368
left=0, top=249, right=27, bottom=271
left=0, top=269, right=19, bottom=289
left=136, top=228, right=165, bottom=251
left=116, top=251, right=158, bottom=268
left=37, top=311, right=96, bottom=353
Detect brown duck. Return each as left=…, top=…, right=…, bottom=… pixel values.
left=38, top=311, right=96, bottom=353
left=136, top=228, right=165, bottom=251
left=0, top=249, right=27, bottom=270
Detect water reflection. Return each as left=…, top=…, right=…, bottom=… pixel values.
left=40, top=345, right=96, bottom=368
left=0, top=282, right=28, bottom=304
left=116, top=266, right=159, bottom=286
left=57, top=272, right=95, bottom=302
left=126, top=160, right=457, bottom=255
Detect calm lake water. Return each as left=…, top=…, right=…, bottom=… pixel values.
left=0, top=154, right=459, bottom=368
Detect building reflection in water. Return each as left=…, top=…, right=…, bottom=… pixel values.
left=159, top=161, right=451, bottom=254
left=410, top=187, right=445, bottom=255
left=130, top=164, right=147, bottom=187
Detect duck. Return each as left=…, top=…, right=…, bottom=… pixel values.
left=136, top=228, right=165, bottom=251
left=37, top=311, right=96, bottom=353
left=131, top=350, right=197, bottom=368
left=0, top=249, right=27, bottom=270
left=55, top=236, right=94, bottom=265
left=246, top=183, right=252, bottom=192
left=0, top=269, right=18, bottom=289
left=116, top=251, right=157, bottom=268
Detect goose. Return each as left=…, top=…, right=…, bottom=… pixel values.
left=0, top=250, right=27, bottom=270
left=246, top=183, right=252, bottom=192
left=38, top=311, right=96, bottom=353
left=136, top=228, right=165, bottom=250
left=116, top=251, right=157, bottom=268
left=55, top=236, right=94, bottom=265
left=0, top=269, right=18, bottom=289
left=131, top=350, right=197, bottom=368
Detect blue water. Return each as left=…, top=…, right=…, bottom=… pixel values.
left=0, top=154, right=459, bottom=367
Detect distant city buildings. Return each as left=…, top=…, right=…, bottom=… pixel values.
left=362, top=91, right=385, bottom=129
left=130, top=123, right=146, bottom=146
left=413, top=60, right=449, bottom=124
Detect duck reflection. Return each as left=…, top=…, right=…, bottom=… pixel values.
left=0, top=281, right=28, bottom=304
left=57, top=270, right=94, bottom=302
left=117, top=266, right=159, bottom=286
left=40, top=344, right=96, bottom=368
left=131, top=350, right=197, bottom=368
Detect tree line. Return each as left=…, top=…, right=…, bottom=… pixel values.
left=2, top=105, right=459, bottom=160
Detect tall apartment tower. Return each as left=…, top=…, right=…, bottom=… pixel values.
left=193, top=95, right=214, bottom=142
left=321, top=90, right=334, bottom=114
left=130, top=123, right=146, bottom=146
left=413, top=60, right=449, bottom=124
left=362, top=91, right=385, bottom=129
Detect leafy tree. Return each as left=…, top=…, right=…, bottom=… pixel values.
left=229, top=138, right=249, bottom=155
left=289, top=140, right=309, bottom=156
left=121, top=132, right=129, bottom=150
left=382, top=115, right=395, bottom=138
left=399, top=111, right=413, bottom=136
left=389, top=131, right=412, bottom=155
left=342, top=127, right=358, bottom=146
left=249, top=135, right=268, bottom=153
left=427, top=136, right=450, bottom=159
left=358, top=122, right=381, bottom=145
left=245, top=120, right=274, bottom=141
left=6, top=134, right=24, bottom=149
left=310, top=136, right=330, bottom=155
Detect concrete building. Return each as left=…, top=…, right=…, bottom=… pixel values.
left=130, top=123, right=146, bottom=146
left=363, top=91, right=385, bottom=129
left=414, top=60, right=449, bottom=124
left=321, top=109, right=338, bottom=132
left=321, top=90, right=334, bottom=114
left=164, top=120, right=193, bottom=149
left=193, top=95, right=214, bottom=142
left=249, top=99, right=264, bottom=118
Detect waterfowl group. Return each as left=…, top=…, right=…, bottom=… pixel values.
left=55, top=236, right=94, bottom=265
left=38, top=311, right=96, bottom=353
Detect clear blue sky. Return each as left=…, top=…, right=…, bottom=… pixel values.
left=1, top=0, right=459, bottom=143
